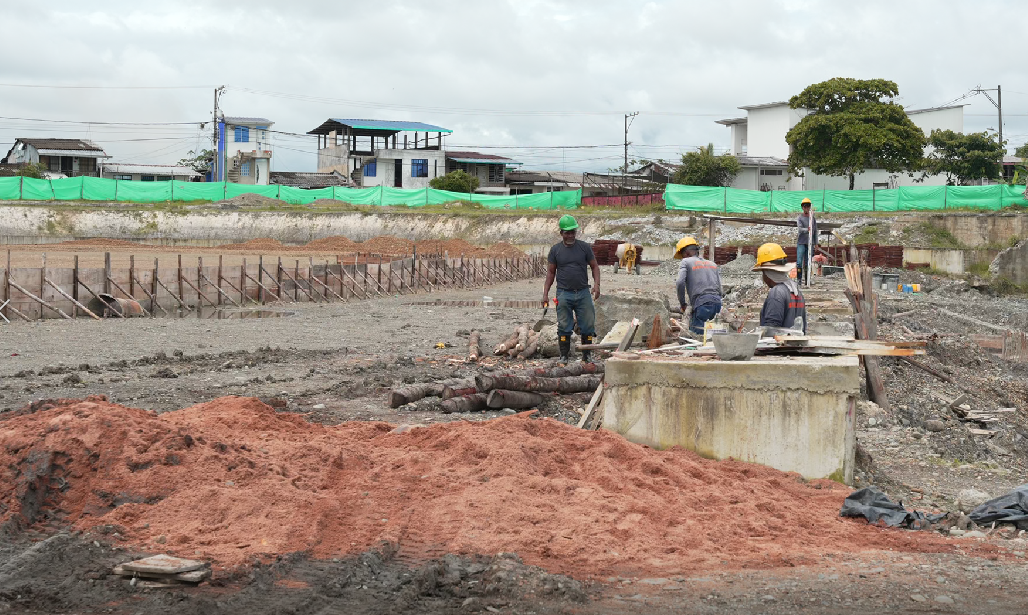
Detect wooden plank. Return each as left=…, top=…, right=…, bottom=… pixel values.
left=577, top=382, right=604, bottom=429
left=617, top=318, right=641, bottom=352
left=45, top=278, right=101, bottom=320
left=9, top=278, right=71, bottom=319
left=245, top=270, right=284, bottom=302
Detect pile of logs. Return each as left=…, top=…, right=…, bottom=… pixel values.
left=387, top=362, right=603, bottom=413
left=491, top=324, right=543, bottom=360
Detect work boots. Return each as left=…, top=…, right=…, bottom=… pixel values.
left=581, top=335, right=594, bottom=363
left=558, top=336, right=571, bottom=365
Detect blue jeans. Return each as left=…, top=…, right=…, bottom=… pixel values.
left=796, top=243, right=809, bottom=283
left=556, top=288, right=596, bottom=339
left=689, top=300, right=721, bottom=335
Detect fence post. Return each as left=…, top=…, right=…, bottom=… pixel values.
left=723, top=187, right=727, bottom=214
left=822, top=188, right=826, bottom=213
left=380, top=185, right=384, bottom=206
left=19, top=176, right=23, bottom=200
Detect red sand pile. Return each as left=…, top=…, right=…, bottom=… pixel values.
left=0, top=396, right=953, bottom=578
left=357, top=235, right=414, bottom=254
left=216, top=238, right=287, bottom=251
left=54, top=238, right=144, bottom=248
left=305, top=236, right=359, bottom=252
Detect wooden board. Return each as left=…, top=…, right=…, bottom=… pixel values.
left=120, top=554, right=206, bottom=575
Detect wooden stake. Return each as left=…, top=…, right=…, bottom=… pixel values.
left=77, top=278, right=124, bottom=317
left=177, top=254, right=185, bottom=306
left=577, top=382, right=605, bottom=429
left=197, top=256, right=205, bottom=306
left=155, top=276, right=188, bottom=310
left=9, top=278, right=71, bottom=319
left=217, top=254, right=224, bottom=306
left=45, top=277, right=100, bottom=320
left=240, top=258, right=248, bottom=304
left=107, top=275, right=150, bottom=316
left=151, top=257, right=159, bottom=314
left=199, top=270, right=240, bottom=307
left=104, top=252, right=111, bottom=294
left=258, top=255, right=265, bottom=304
left=132, top=272, right=167, bottom=315
left=129, top=255, right=135, bottom=299
left=72, top=254, right=80, bottom=318
left=245, top=270, right=284, bottom=302
left=280, top=265, right=314, bottom=301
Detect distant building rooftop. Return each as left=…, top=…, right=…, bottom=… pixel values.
left=101, top=163, right=200, bottom=177
left=223, top=117, right=273, bottom=125
left=445, top=151, right=519, bottom=165
left=308, top=118, right=452, bottom=136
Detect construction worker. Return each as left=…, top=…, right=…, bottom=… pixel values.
left=673, top=236, right=722, bottom=336
left=796, top=197, right=818, bottom=285
left=542, top=215, right=601, bottom=363
left=752, top=242, right=807, bottom=333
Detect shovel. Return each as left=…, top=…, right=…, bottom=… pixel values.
left=533, top=299, right=555, bottom=332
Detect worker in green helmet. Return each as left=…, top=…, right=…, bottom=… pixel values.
left=542, top=215, right=601, bottom=363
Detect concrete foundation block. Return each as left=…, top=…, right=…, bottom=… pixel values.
left=600, top=355, right=859, bottom=483
left=594, top=290, right=671, bottom=340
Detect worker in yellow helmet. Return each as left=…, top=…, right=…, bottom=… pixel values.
left=796, top=197, right=818, bottom=285
left=752, top=242, right=806, bottom=333
left=673, top=236, right=722, bottom=336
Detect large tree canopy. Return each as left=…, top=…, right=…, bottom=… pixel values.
left=671, top=144, right=741, bottom=187
left=429, top=169, right=479, bottom=193
left=785, top=78, right=926, bottom=190
left=922, top=129, right=1005, bottom=185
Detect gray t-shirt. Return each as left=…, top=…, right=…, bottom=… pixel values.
left=797, top=212, right=818, bottom=245
left=547, top=240, right=596, bottom=291
left=676, top=256, right=722, bottom=308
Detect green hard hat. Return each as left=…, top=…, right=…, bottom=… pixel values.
left=558, top=215, right=579, bottom=231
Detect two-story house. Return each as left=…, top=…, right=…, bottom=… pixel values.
left=308, top=119, right=451, bottom=189
left=4, top=138, right=110, bottom=177
left=217, top=116, right=273, bottom=185
left=716, top=102, right=965, bottom=191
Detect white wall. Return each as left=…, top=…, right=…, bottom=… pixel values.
left=730, top=124, right=747, bottom=155
left=6, top=143, right=38, bottom=164
left=745, top=105, right=808, bottom=160
left=359, top=149, right=446, bottom=188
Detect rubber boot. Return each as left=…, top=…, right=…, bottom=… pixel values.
left=558, top=336, right=571, bottom=365
left=581, top=335, right=594, bottom=363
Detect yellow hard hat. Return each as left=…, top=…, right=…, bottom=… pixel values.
left=673, top=236, right=698, bottom=259
left=801, top=198, right=812, bottom=206
left=754, top=242, right=788, bottom=268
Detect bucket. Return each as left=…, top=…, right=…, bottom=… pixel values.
left=712, top=333, right=760, bottom=361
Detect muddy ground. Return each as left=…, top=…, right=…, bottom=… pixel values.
left=3, top=266, right=1028, bottom=613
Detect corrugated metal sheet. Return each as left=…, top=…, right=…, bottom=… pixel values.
left=223, top=116, right=273, bottom=125
left=330, top=119, right=452, bottom=133
left=101, top=164, right=199, bottom=176
left=37, top=149, right=111, bottom=158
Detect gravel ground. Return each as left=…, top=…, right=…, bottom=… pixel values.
left=5, top=266, right=1028, bottom=613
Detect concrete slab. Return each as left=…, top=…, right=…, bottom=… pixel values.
left=600, top=355, right=859, bottom=483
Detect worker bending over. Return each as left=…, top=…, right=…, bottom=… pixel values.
left=673, top=236, right=722, bottom=336
left=752, top=242, right=807, bottom=333
left=542, top=215, right=601, bottom=363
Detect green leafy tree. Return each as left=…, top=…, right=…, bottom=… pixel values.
left=785, top=78, right=926, bottom=190
left=14, top=162, right=49, bottom=179
left=671, top=144, right=741, bottom=187
left=178, top=148, right=216, bottom=175
left=429, top=169, right=479, bottom=193
left=1015, top=143, right=1028, bottom=159
left=921, top=129, right=1004, bottom=185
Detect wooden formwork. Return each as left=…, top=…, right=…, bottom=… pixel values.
left=0, top=249, right=548, bottom=322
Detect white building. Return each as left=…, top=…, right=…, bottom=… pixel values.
left=717, top=102, right=965, bottom=190
left=218, top=116, right=273, bottom=185
left=100, top=163, right=200, bottom=182
left=4, top=138, right=110, bottom=177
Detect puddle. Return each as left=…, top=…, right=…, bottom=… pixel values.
left=153, top=308, right=295, bottom=319
left=405, top=300, right=540, bottom=308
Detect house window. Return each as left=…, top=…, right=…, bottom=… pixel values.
left=363, top=161, right=377, bottom=177
left=141, top=175, right=155, bottom=182
left=411, top=159, right=428, bottom=178
left=488, top=164, right=504, bottom=183
left=156, top=176, right=172, bottom=181
left=234, top=126, right=250, bottom=143
left=111, top=174, right=132, bottom=181
left=240, top=163, right=251, bottom=177
left=760, top=169, right=783, bottom=176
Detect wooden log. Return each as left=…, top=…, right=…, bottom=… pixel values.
left=151, top=257, right=159, bottom=314
left=442, top=385, right=478, bottom=400
left=44, top=278, right=101, bottom=320
left=155, top=276, right=189, bottom=310
left=388, top=383, right=446, bottom=408
left=280, top=264, right=314, bottom=301
left=310, top=271, right=346, bottom=302
left=468, top=330, right=482, bottom=362
left=530, top=363, right=604, bottom=378
left=131, top=274, right=168, bottom=315
left=515, top=324, right=529, bottom=353
left=219, top=271, right=250, bottom=305
left=246, top=270, right=284, bottom=302
left=8, top=278, right=71, bottom=320
left=440, top=393, right=489, bottom=414
left=180, top=274, right=217, bottom=307
left=486, top=389, right=544, bottom=409
left=475, top=374, right=602, bottom=394
left=494, top=330, right=520, bottom=355
left=199, top=270, right=241, bottom=307
left=241, top=258, right=248, bottom=304
left=517, top=332, right=541, bottom=359
left=328, top=263, right=370, bottom=299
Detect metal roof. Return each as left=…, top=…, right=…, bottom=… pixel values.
left=11, top=138, right=108, bottom=157
left=736, top=156, right=788, bottom=167
left=308, top=118, right=452, bottom=135
left=223, top=116, right=273, bottom=125
left=905, top=104, right=965, bottom=115
left=445, top=151, right=519, bottom=165
left=738, top=102, right=790, bottom=111
left=101, top=163, right=199, bottom=176
left=715, top=117, right=748, bottom=126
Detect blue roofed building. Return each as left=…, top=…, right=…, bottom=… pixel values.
left=308, top=119, right=453, bottom=189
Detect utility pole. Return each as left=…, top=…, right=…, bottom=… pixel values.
left=623, top=112, right=638, bottom=196
left=213, top=86, right=225, bottom=181
left=973, top=85, right=1003, bottom=152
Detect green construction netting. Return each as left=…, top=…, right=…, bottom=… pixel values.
left=666, top=183, right=1028, bottom=213
left=0, top=179, right=582, bottom=209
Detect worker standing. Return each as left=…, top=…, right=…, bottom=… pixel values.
left=542, top=215, right=601, bottom=363
left=673, top=236, right=722, bottom=336
left=752, top=242, right=807, bottom=333
left=796, top=198, right=818, bottom=285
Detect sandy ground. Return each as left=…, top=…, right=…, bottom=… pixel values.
left=3, top=264, right=1028, bottom=613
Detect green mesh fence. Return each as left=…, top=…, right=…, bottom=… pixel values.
left=665, top=183, right=1028, bottom=213
left=0, top=177, right=581, bottom=209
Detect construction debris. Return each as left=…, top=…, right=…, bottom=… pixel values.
left=113, top=554, right=211, bottom=587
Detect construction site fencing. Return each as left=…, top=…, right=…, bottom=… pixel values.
left=581, top=193, right=664, bottom=208
left=664, top=183, right=1028, bottom=213
left=0, top=176, right=581, bottom=210
left=0, top=251, right=548, bottom=322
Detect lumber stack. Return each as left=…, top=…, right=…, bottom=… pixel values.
left=843, top=259, right=891, bottom=412
left=493, top=324, right=543, bottom=359
left=112, top=555, right=211, bottom=588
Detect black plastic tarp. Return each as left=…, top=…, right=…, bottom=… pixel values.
left=839, top=487, right=942, bottom=529
left=969, top=484, right=1028, bottom=529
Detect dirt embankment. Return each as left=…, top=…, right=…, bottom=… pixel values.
left=0, top=395, right=962, bottom=578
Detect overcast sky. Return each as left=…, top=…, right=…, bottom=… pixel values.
left=3, top=0, right=1025, bottom=173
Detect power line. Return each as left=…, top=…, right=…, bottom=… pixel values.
left=0, top=115, right=203, bottom=126
left=0, top=83, right=215, bottom=90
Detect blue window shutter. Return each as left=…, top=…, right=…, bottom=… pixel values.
left=363, top=162, right=377, bottom=177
